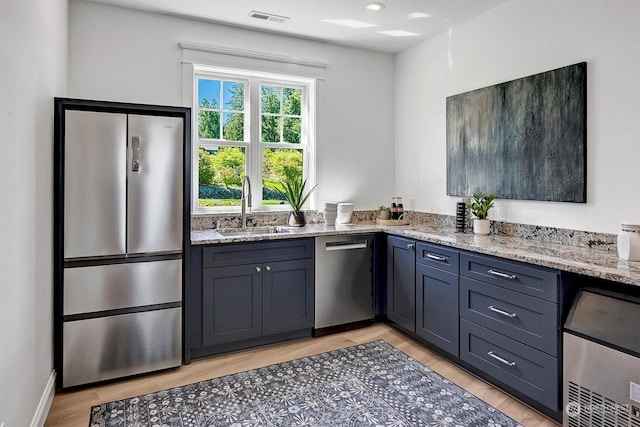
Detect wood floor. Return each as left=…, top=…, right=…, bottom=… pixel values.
left=45, top=324, right=560, bottom=426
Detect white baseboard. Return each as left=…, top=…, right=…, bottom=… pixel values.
left=31, top=370, right=56, bottom=427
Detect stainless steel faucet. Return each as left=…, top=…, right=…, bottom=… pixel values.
left=241, top=175, right=252, bottom=228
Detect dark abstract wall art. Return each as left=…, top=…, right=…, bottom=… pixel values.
left=446, top=62, right=586, bottom=202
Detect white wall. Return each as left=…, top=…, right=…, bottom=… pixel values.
left=395, top=0, right=640, bottom=233
left=67, top=0, right=395, bottom=210
left=0, top=0, right=68, bottom=425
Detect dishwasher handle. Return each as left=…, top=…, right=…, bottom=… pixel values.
left=325, top=241, right=368, bottom=251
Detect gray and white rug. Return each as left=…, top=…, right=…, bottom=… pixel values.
left=90, top=340, right=523, bottom=426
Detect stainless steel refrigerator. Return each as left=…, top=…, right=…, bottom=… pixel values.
left=54, top=98, right=191, bottom=388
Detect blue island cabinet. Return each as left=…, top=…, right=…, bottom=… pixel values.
left=187, top=239, right=314, bottom=360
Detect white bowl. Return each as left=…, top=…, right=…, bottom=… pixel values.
left=337, top=203, right=353, bottom=213
left=337, top=212, right=352, bottom=224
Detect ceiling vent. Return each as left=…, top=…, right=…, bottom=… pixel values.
left=249, top=11, right=290, bottom=24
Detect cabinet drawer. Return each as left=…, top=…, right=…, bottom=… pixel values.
left=460, top=277, right=558, bottom=356
left=460, top=252, right=559, bottom=302
left=203, top=238, right=313, bottom=268
left=416, top=242, right=459, bottom=273
left=460, top=319, right=558, bottom=411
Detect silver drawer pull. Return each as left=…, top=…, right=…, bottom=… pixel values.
left=426, top=253, right=447, bottom=262
left=488, top=305, right=518, bottom=318
left=407, top=243, right=415, bottom=250
left=487, top=351, right=516, bottom=367
left=256, top=266, right=261, bottom=272
left=488, top=269, right=517, bottom=280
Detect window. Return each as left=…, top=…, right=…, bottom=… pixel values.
left=194, top=66, right=315, bottom=212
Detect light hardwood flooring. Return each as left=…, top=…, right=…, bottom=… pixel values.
left=45, top=324, right=560, bottom=426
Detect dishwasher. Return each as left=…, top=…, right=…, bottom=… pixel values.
left=314, top=234, right=374, bottom=329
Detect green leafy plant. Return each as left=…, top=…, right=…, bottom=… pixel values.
left=468, top=192, right=497, bottom=220
left=269, top=176, right=318, bottom=213
left=378, top=205, right=390, bottom=213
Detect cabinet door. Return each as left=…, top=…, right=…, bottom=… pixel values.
left=263, top=259, right=314, bottom=336
left=202, top=264, right=262, bottom=346
left=416, top=264, right=459, bottom=356
left=386, top=236, right=416, bottom=332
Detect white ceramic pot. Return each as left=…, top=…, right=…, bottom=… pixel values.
left=473, top=219, right=490, bottom=235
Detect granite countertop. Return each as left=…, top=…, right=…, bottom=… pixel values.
left=191, top=223, right=640, bottom=288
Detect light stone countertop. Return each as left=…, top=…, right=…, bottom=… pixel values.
left=191, top=223, right=640, bottom=288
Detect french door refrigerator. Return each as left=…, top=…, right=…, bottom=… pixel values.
left=54, top=98, right=191, bottom=388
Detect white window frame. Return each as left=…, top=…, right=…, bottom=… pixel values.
left=192, top=65, right=316, bottom=214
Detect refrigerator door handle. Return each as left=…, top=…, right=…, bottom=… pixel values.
left=131, top=136, right=140, bottom=172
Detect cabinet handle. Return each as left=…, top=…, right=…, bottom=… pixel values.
left=407, top=243, right=415, bottom=250
left=488, top=269, right=517, bottom=280
left=426, top=253, right=447, bottom=262
left=256, top=266, right=261, bottom=272
left=488, top=305, right=518, bottom=318
left=265, top=265, right=271, bottom=271
left=487, top=351, right=516, bottom=367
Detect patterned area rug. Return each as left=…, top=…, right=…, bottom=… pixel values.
left=90, top=340, right=523, bottom=426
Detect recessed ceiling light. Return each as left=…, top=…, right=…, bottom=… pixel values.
left=378, top=30, right=419, bottom=37
left=365, top=2, right=385, bottom=12
left=322, top=19, right=376, bottom=29
left=408, top=12, right=431, bottom=19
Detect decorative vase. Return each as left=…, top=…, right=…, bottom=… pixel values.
left=378, top=210, right=390, bottom=220
left=288, top=210, right=306, bottom=227
left=473, top=219, right=490, bottom=235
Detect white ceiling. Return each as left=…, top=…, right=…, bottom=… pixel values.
left=81, top=0, right=509, bottom=54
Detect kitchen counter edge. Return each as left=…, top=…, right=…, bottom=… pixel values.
left=191, top=223, right=640, bottom=288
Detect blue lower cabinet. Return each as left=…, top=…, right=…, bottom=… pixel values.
left=416, top=264, right=459, bottom=357
left=460, top=319, right=559, bottom=411
left=262, top=259, right=314, bottom=336
left=193, top=239, right=315, bottom=357
left=460, top=277, right=558, bottom=356
left=202, top=264, right=263, bottom=346
left=386, top=236, right=417, bottom=333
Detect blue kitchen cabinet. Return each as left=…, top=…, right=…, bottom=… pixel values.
left=415, top=263, right=459, bottom=357
left=458, top=251, right=561, bottom=414
left=188, top=239, right=314, bottom=360
left=386, top=236, right=416, bottom=333
left=202, top=264, right=263, bottom=346
left=387, top=238, right=460, bottom=357
left=414, top=242, right=460, bottom=357
left=262, top=258, right=315, bottom=336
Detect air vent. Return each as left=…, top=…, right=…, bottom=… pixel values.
left=249, top=11, right=290, bottom=24
left=568, top=382, right=636, bottom=427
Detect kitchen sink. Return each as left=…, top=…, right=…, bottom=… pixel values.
left=217, top=226, right=293, bottom=237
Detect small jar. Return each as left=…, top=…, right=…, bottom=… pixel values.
left=618, top=221, right=640, bottom=261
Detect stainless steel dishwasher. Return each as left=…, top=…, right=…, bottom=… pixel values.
left=314, top=234, right=374, bottom=329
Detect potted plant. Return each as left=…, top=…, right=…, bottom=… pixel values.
left=468, top=192, right=497, bottom=235
left=270, top=175, right=318, bottom=227
left=378, top=205, right=390, bottom=220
